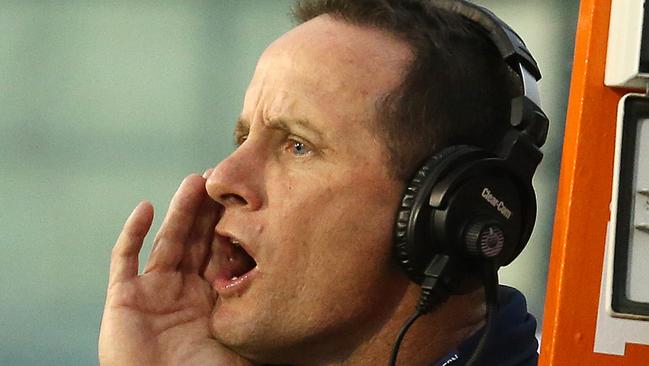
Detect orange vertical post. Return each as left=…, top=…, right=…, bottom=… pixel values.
left=539, top=0, right=649, bottom=364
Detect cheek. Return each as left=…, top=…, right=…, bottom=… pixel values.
left=281, top=189, right=404, bottom=329
left=284, top=180, right=400, bottom=281
left=314, top=197, right=396, bottom=270
left=264, top=163, right=403, bottom=282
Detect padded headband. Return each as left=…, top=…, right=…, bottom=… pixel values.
left=433, top=0, right=550, bottom=149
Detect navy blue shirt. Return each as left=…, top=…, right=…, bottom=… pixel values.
left=431, top=286, right=539, bottom=366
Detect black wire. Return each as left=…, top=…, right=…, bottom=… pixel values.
left=388, top=282, right=493, bottom=366
left=387, top=310, right=423, bottom=366
left=387, top=257, right=500, bottom=366
left=464, top=261, right=499, bottom=366
left=389, top=255, right=449, bottom=366
left=464, top=300, right=497, bottom=366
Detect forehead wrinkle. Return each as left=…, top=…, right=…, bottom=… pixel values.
left=251, top=87, right=325, bottom=141
left=244, top=75, right=380, bottom=153
left=238, top=15, right=412, bottom=165
left=236, top=109, right=324, bottom=144
left=252, top=23, right=411, bottom=140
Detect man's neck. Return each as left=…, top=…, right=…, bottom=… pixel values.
left=304, top=284, right=486, bottom=366
left=256, top=283, right=486, bottom=366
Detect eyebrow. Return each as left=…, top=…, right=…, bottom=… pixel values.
left=233, top=117, right=250, bottom=144
left=268, top=117, right=324, bottom=141
left=234, top=116, right=324, bottom=143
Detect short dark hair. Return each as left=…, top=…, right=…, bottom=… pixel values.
left=292, top=0, right=520, bottom=180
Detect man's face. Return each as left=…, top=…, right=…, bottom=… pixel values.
left=204, top=15, right=413, bottom=361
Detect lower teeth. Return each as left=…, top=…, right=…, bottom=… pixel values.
left=231, top=276, right=239, bottom=281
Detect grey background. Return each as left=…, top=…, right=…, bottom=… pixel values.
left=0, top=1, right=579, bottom=364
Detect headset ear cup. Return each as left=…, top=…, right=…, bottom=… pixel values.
left=394, top=163, right=431, bottom=281
left=394, top=146, right=469, bottom=283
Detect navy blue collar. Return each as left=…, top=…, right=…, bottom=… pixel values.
left=431, top=286, right=538, bottom=366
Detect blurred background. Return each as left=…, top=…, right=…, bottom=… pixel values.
left=0, top=1, right=579, bottom=364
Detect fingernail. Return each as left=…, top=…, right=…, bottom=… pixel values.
left=202, top=168, right=213, bottom=179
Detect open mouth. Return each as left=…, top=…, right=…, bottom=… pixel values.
left=224, top=239, right=257, bottom=280
left=211, top=233, right=259, bottom=294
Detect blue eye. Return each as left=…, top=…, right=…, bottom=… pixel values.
left=289, top=140, right=311, bottom=156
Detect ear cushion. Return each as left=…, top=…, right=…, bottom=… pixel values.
left=394, top=145, right=474, bottom=283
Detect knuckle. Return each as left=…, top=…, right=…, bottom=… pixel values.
left=110, top=243, right=123, bottom=257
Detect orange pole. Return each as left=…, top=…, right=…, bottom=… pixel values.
left=540, top=0, right=648, bottom=364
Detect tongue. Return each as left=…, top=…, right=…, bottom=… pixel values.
left=228, top=245, right=257, bottom=278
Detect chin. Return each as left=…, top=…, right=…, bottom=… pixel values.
left=210, top=321, right=290, bottom=365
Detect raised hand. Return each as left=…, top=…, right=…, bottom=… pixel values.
left=98, top=174, right=254, bottom=366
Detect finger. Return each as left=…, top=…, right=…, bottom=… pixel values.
left=144, top=174, right=206, bottom=273
left=180, top=197, right=221, bottom=273
left=181, top=167, right=217, bottom=274
left=109, top=201, right=154, bottom=284
left=202, top=168, right=213, bottom=179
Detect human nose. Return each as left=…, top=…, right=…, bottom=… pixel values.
left=205, top=144, right=264, bottom=211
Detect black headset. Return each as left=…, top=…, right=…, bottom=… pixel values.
left=392, top=0, right=549, bottom=291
